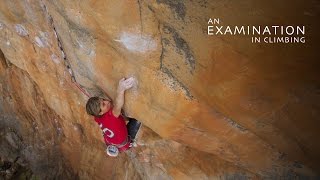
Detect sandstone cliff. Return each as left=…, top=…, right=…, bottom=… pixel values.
left=0, top=0, right=320, bottom=179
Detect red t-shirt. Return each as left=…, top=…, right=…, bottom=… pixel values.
left=94, top=109, right=128, bottom=145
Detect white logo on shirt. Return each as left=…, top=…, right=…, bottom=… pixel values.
left=99, top=124, right=115, bottom=138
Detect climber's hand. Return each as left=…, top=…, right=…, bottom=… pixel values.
left=118, top=77, right=135, bottom=92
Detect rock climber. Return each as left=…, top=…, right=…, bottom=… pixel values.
left=85, top=77, right=141, bottom=157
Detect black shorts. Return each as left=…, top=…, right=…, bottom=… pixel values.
left=126, top=118, right=141, bottom=140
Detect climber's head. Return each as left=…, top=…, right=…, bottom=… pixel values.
left=86, top=97, right=112, bottom=117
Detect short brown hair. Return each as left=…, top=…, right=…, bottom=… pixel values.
left=86, top=97, right=101, bottom=117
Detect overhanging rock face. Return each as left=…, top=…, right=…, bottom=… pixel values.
left=0, top=0, right=319, bottom=179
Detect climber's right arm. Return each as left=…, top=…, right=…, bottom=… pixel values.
left=112, top=77, right=134, bottom=118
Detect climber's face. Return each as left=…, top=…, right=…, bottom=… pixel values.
left=99, top=98, right=111, bottom=116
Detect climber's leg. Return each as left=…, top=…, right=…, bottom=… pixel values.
left=126, top=118, right=142, bottom=141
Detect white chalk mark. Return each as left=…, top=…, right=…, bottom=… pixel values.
left=34, top=31, right=49, bottom=48
left=39, top=62, right=47, bottom=72
left=130, top=76, right=139, bottom=89
left=6, top=41, right=10, bottom=46
left=115, top=32, right=157, bottom=53
left=76, top=39, right=96, bottom=58
left=34, top=36, right=45, bottom=48
left=15, top=24, right=28, bottom=36
left=61, top=51, right=66, bottom=59
left=89, top=50, right=96, bottom=57
left=0, top=22, right=3, bottom=30
left=39, top=31, right=49, bottom=46
left=50, top=54, right=60, bottom=64
left=53, top=30, right=58, bottom=38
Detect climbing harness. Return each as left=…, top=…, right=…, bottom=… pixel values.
left=104, top=136, right=133, bottom=157
left=104, top=135, right=132, bottom=152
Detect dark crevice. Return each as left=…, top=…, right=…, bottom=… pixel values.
left=186, top=125, right=206, bottom=133
left=224, top=117, right=248, bottom=132
left=147, top=5, right=155, bottom=13
left=1, top=63, right=77, bottom=179
left=0, top=49, right=11, bottom=68
left=156, top=19, right=193, bottom=99
left=158, top=22, right=164, bottom=70
left=31, top=44, right=37, bottom=53
left=161, top=66, right=193, bottom=99
left=40, top=0, right=90, bottom=97
left=137, top=0, right=143, bottom=35
left=156, top=0, right=186, bottom=20
left=162, top=24, right=196, bottom=74
left=40, top=1, right=69, bottom=70
left=0, top=156, right=34, bottom=179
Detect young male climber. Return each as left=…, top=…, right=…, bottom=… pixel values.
left=85, top=77, right=141, bottom=157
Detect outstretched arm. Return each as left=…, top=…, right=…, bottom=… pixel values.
left=112, top=77, right=135, bottom=117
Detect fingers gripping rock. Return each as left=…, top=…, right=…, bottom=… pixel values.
left=119, top=77, right=137, bottom=91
